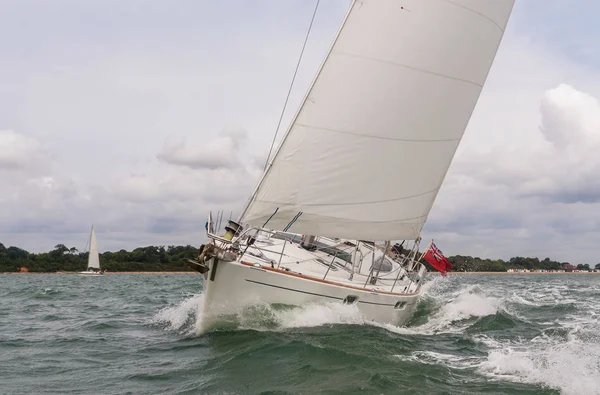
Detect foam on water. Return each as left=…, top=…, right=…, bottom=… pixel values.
left=272, top=302, right=366, bottom=328
left=392, top=283, right=505, bottom=335
left=479, top=336, right=600, bottom=395
left=153, top=293, right=204, bottom=334
left=414, top=278, right=600, bottom=395
left=153, top=275, right=600, bottom=394
left=437, top=289, right=502, bottom=321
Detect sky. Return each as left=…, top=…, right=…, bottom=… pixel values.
left=1, top=0, right=600, bottom=264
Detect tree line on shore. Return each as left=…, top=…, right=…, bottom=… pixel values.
left=0, top=243, right=198, bottom=273
left=1, top=242, right=598, bottom=273
left=447, top=255, right=598, bottom=272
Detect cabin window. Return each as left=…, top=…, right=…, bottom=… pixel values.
left=370, top=256, right=393, bottom=273
left=394, top=301, right=407, bottom=310
left=343, top=295, right=358, bottom=305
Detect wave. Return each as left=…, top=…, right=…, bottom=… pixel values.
left=153, top=274, right=600, bottom=394
left=152, top=293, right=204, bottom=334
left=478, top=333, right=600, bottom=395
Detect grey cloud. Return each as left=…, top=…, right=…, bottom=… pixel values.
left=523, top=178, right=600, bottom=204
left=425, top=211, right=523, bottom=234
left=548, top=216, right=600, bottom=234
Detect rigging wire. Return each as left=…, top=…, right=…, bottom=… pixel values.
left=263, top=0, right=321, bottom=171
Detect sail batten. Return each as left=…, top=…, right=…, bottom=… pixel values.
left=241, top=0, right=514, bottom=241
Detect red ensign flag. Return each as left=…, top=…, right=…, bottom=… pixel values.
left=422, top=241, right=452, bottom=276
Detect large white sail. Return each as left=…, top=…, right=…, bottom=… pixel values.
left=87, top=226, right=100, bottom=270
left=241, top=0, right=514, bottom=241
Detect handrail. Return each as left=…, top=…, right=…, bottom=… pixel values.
left=206, top=223, right=425, bottom=295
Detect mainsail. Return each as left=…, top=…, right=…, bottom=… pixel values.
left=87, top=226, right=100, bottom=270
left=241, top=0, right=514, bottom=241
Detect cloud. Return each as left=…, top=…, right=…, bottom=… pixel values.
left=540, top=84, right=600, bottom=146
left=425, top=83, right=600, bottom=262
left=0, top=130, right=42, bottom=170
left=1, top=0, right=600, bottom=266
left=458, top=84, right=600, bottom=204
left=156, top=129, right=248, bottom=170
left=120, top=129, right=260, bottom=205
left=114, top=165, right=258, bottom=206
left=108, top=130, right=262, bottom=246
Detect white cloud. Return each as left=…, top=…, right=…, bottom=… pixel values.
left=157, top=129, right=248, bottom=170
left=540, top=84, right=600, bottom=147
left=456, top=83, right=600, bottom=203
left=0, top=130, right=42, bottom=169
left=120, top=129, right=261, bottom=205
left=426, top=83, right=600, bottom=262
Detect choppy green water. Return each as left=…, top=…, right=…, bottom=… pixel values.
left=1, top=273, right=598, bottom=394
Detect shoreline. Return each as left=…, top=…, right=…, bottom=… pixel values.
left=440, top=271, right=599, bottom=275
left=2, top=271, right=198, bottom=275
left=2, top=271, right=598, bottom=275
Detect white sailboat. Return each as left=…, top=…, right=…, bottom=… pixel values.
left=192, top=0, right=514, bottom=328
left=77, top=225, right=104, bottom=276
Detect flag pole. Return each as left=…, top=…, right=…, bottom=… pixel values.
left=417, top=239, right=433, bottom=262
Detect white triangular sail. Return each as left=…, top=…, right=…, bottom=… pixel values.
left=241, top=0, right=514, bottom=241
left=87, top=226, right=100, bottom=270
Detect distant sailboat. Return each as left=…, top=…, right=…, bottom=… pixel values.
left=77, top=225, right=104, bottom=276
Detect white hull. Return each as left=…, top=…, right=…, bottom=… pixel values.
left=77, top=271, right=103, bottom=276
left=200, top=257, right=421, bottom=330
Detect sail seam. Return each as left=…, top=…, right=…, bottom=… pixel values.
left=250, top=213, right=428, bottom=225
left=442, top=0, right=505, bottom=32
left=309, top=214, right=427, bottom=224
left=333, top=52, right=484, bottom=88
left=294, top=123, right=462, bottom=142
left=255, top=187, right=439, bottom=207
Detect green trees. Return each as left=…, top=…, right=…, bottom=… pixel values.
left=429, top=254, right=578, bottom=272
left=0, top=241, right=594, bottom=273
left=0, top=243, right=198, bottom=272
left=447, top=255, right=507, bottom=272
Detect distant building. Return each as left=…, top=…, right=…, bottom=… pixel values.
left=563, top=264, right=576, bottom=272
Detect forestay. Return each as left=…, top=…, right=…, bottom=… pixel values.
left=241, top=0, right=514, bottom=241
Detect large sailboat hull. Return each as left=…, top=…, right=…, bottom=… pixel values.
left=200, top=257, right=421, bottom=330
